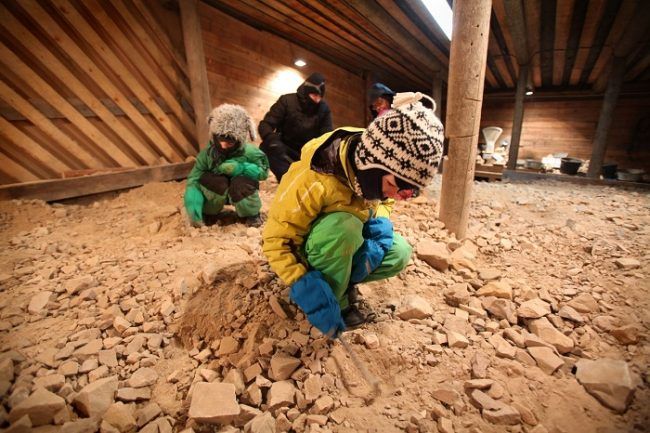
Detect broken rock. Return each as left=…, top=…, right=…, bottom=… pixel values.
left=575, top=358, right=636, bottom=413
left=188, top=382, right=240, bottom=424
left=72, top=375, right=118, bottom=418
left=8, top=387, right=65, bottom=426
left=517, top=298, right=551, bottom=319
left=476, top=281, right=513, bottom=300
left=398, top=295, right=433, bottom=320
left=528, top=317, right=574, bottom=354
left=416, top=240, right=450, bottom=271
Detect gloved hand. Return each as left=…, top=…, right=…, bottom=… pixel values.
left=218, top=161, right=244, bottom=177
left=240, top=162, right=262, bottom=180
left=363, top=217, right=393, bottom=251
left=290, top=271, right=346, bottom=337
left=184, top=185, right=204, bottom=226
left=350, top=218, right=394, bottom=283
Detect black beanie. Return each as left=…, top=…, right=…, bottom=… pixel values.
left=300, top=72, right=326, bottom=97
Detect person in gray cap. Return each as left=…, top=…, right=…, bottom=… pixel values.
left=368, top=82, right=395, bottom=120
left=258, top=72, right=333, bottom=181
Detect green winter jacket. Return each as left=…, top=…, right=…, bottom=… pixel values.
left=186, top=142, right=269, bottom=188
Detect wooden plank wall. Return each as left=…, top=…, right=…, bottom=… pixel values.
left=481, top=96, right=650, bottom=171
left=199, top=3, right=365, bottom=140
left=0, top=0, right=196, bottom=185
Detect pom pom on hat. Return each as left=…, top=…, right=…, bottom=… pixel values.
left=207, top=104, right=257, bottom=146
left=355, top=92, right=444, bottom=189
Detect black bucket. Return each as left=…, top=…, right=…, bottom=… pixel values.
left=560, top=158, right=582, bottom=175
left=602, top=162, right=618, bottom=179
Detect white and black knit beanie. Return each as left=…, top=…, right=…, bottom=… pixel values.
left=207, top=104, right=257, bottom=146
left=355, top=92, right=444, bottom=189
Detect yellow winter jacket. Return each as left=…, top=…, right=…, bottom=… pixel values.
left=262, top=127, right=392, bottom=286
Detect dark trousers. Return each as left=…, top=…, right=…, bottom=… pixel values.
left=260, top=141, right=300, bottom=182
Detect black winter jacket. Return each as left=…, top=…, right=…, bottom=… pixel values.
left=258, top=90, right=333, bottom=157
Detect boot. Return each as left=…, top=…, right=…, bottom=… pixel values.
left=347, top=284, right=359, bottom=305
left=341, top=305, right=367, bottom=329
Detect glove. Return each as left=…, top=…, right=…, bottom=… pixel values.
left=184, top=185, right=204, bottom=225
left=290, top=271, right=346, bottom=337
left=218, top=161, right=243, bottom=177
left=350, top=218, right=394, bottom=283
left=363, top=217, right=394, bottom=252
left=229, top=176, right=259, bottom=202
left=240, top=162, right=262, bottom=180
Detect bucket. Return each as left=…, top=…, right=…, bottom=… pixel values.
left=601, top=163, right=618, bottom=179
left=560, top=158, right=582, bottom=175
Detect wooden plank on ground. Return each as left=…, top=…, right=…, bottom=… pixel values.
left=0, top=162, right=194, bottom=202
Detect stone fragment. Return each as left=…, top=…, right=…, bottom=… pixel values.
left=247, top=412, right=275, bottom=433
left=431, top=387, right=460, bottom=406
left=303, top=375, right=322, bottom=402
left=416, top=240, right=451, bottom=271
left=610, top=325, right=639, bottom=345
left=270, top=353, right=301, bottom=381
left=58, top=360, right=79, bottom=376
left=362, top=332, right=380, bottom=349
left=443, top=283, right=470, bottom=307
left=478, top=268, right=501, bottom=281
left=489, top=334, right=516, bottom=359
left=503, top=328, right=525, bottom=348
left=267, top=380, right=296, bottom=408
left=223, top=369, right=245, bottom=395
left=33, top=373, right=65, bottom=391
left=311, top=395, right=334, bottom=414
left=464, top=379, right=494, bottom=390
left=102, top=402, right=136, bottom=433
left=476, top=281, right=512, bottom=299
left=8, top=388, right=65, bottom=426
left=567, top=293, right=598, bottom=313
left=592, top=315, right=619, bottom=332
left=398, top=295, right=433, bottom=320
left=438, top=417, right=454, bottom=433
left=446, top=331, right=469, bottom=348
left=575, top=359, right=635, bottom=413
left=188, top=382, right=240, bottom=424
left=0, top=358, right=14, bottom=382
left=471, top=352, right=490, bottom=379
left=116, top=387, right=150, bottom=402
left=527, top=347, right=564, bottom=375
left=558, top=305, right=584, bottom=323
left=217, top=336, right=240, bottom=356
left=201, top=263, right=223, bottom=285
left=613, top=258, right=640, bottom=269
left=482, top=298, right=517, bottom=324
left=517, top=298, right=551, bottom=319
left=28, top=291, right=54, bottom=314
left=74, top=339, right=104, bottom=359
left=72, top=376, right=118, bottom=418
left=135, top=402, right=161, bottom=427
left=482, top=405, right=521, bottom=425
left=528, top=317, right=574, bottom=353
left=127, top=368, right=158, bottom=388
left=98, top=350, right=118, bottom=368
left=64, top=276, right=96, bottom=295
left=268, top=295, right=288, bottom=319
left=113, top=317, right=131, bottom=335
left=511, top=402, right=537, bottom=426
left=61, top=418, right=99, bottom=433
left=470, top=389, right=504, bottom=411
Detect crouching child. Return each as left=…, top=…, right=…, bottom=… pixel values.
left=184, top=104, right=269, bottom=227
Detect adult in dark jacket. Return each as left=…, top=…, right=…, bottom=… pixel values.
left=258, top=72, right=333, bottom=181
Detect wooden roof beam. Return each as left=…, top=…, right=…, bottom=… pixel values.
left=593, top=1, right=650, bottom=92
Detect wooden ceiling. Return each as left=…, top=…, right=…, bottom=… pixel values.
left=203, top=0, right=650, bottom=95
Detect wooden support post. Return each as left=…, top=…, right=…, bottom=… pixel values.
left=180, top=0, right=211, bottom=149
left=439, top=0, right=492, bottom=239
left=587, top=59, right=625, bottom=178
left=506, top=64, right=528, bottom=170
left=431, top=70, right=443, bottom=119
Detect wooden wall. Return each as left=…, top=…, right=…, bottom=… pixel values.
left=481, top=96, right=650, bottom=171
left=0, top=0, right=195, bottom=185
left=199, top=3, right=366, bottom=141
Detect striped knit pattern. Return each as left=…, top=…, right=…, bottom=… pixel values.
left=355, top=93, right=444, bottom=189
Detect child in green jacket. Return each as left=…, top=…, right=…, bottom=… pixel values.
left=184, top=104, right=269, bottom=227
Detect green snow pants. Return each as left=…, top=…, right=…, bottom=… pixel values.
left=199, top=184, right=261, bottom=218
left=304, top=212, right=412, bottom=309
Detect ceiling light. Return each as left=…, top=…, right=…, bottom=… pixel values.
left=421, top=0, right=453, bottom=40
left=294, top=59, right=306, bottom=67
left=525, top=89, right=534, bottom=96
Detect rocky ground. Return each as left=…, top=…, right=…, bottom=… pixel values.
left=0, top=176, right=648, bottom=433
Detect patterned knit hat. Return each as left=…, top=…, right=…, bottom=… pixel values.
left=207, top=104, right=257, bottom=146
left=355, top=92, right=444, bottom=189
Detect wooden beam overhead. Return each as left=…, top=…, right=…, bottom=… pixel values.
left=562, top=0, right=589, bottom=85
left=489, top=11, right=517, bottom=86
left=502, top=0, right=529, bottom=64
left=577, top=0, right=622, bottom=86
left=539, top=0, right=557, bottom=87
